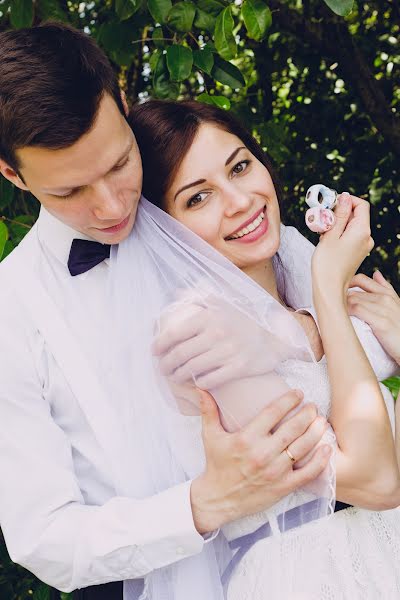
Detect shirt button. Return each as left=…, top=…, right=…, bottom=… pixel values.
left=176, top=546, right=185, bottom=556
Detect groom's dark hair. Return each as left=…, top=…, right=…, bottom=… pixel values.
left=0, top=22, right=125, bottom=173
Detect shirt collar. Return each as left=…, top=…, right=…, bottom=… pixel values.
left=36, top=206, right=109, bottom=269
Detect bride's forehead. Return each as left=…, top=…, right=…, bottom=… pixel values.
left=180, top=126, right=244, bottom=170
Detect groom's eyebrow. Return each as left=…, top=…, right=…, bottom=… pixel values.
left=43, top=139, right=135, bottom=195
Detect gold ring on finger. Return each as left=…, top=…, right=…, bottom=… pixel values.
left=284, top=447, right=296, bottom=463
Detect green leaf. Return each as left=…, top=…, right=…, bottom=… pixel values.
left=149, top=49, right=161, bottom=71
left=211, top=54, right=245, bottom=88
left=152, top=26, right=165, bottom=48
left=194, top=7, right=216, bottom=32
left=115, top=0, right=138, bottom=21
left=197, top=0, right=225, bottom=16
left=0, top=222, right=8, bottom=262
left=193, top=48, right=214, bottom=75
left=197, top=93, right=230, bottom=109
left=242, top=0, right=272, bottom=41
left=166, top=45, right=193, bottom=81
left=214, top=6, right=237, bottom=60
left=153, top=53, right=180, bottom=98
left=10, top=0, right=34, bottom=28
left=60, top=593, right=73, bottom=600
left=37, top=0, right=67, bottom=21
left=0, top=178, right=14, bottom=211
left=148, top=0, right=172, bottom=24
left=167, top=1, right=196, bottom=32
left=97, top=22, right=136, bottom=66
left=322, top=0, right=354, bottom=16
left=33, top=583, right=50, bottom=600
left=383, top=377, right=400, bottom=400
left=8, top=214, right=34, bottom=246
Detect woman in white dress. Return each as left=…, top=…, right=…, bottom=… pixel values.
left=116, top=99, right=400, bottom=599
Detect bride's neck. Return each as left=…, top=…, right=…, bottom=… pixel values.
left=242, top=259, right=286, bottom=308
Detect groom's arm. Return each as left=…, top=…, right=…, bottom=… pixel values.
left=0, top=295, right=329, bottom=592
left=0, top=296, right=208, bottom=592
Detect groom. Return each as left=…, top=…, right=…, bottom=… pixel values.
left=0, top=23, right=330, bottom=599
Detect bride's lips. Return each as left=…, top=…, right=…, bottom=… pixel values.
left=95, top=214, right=130, bottom=234
left=225, top=206, right=268, bottom=244
left=226, top=206, right=265, bottom=238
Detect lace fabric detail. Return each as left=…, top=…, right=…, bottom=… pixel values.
left=227, top=507, right=400, bottom=600
left=225, top=356, right=399, bottom=598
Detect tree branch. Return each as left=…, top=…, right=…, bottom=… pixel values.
left=268, top=0, right=400, bottom=157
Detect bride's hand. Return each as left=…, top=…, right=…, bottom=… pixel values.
left=311, top=192, right=374, bottom=298
left=152, top=299, right=292, bottom=389
left=347, top=271, right=400, bottom=366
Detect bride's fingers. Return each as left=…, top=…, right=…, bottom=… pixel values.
left=349, top=273, right=395, bottom=297
left=159, top=333, right=211, bottom=377
left=373, top=269, right=395, bottom=290
left=324, top=192, right=352, bottom=239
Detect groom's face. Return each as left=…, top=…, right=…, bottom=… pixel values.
left=13, top=94, right=142, bottom=244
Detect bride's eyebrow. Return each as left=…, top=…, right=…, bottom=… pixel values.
left=174, top=178, right=206, bottom=201
left=225, top=146, right=246, bottom=166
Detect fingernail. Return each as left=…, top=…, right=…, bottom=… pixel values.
left=294, top=389, right=304, bottom=400
left=340, top=192, right=350, bottom=205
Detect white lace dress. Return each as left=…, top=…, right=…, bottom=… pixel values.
left=226, top=355, right=400, bottom=600
left=168, top=304, right=400, bottom=600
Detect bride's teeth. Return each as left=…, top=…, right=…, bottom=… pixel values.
left=227, top=209, right=265, bottom=240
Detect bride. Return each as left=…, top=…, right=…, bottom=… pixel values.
left=110, top=99, right=400, bottom=599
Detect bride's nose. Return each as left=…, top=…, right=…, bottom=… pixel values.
left=223, top=183, right=252, bottom=216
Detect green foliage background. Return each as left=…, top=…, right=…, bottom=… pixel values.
left=0, top=0, right=399, bottom=597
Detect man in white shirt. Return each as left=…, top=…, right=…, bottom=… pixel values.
left=0, top=22, right=331, bottom=599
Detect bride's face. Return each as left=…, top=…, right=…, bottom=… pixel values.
left=164, top=123, right=281, bottom=270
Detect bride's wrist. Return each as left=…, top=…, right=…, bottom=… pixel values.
left=313, top=280, right=348, bottom=308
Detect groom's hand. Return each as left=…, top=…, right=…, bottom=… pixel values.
left=190, top=389, right=331, bottom=534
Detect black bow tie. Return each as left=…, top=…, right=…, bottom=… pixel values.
left=68, top=239, right=111, bottom=276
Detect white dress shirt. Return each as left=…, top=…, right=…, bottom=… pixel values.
left=0, top=208, right=206, bottom=593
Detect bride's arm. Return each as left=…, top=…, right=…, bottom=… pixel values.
left=312, top=193, right=400, bottom=510
left=346, top=270, right=400, bottom=467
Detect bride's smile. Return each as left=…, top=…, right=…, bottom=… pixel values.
left=224, top=205, right=267, bottom=242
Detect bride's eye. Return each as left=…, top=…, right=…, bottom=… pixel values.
left=186, top=192, right=209, bottom=208
left=232, top=159, right=250, bottom=175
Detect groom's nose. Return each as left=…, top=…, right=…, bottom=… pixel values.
left=91, top=181, right=125, bottom=221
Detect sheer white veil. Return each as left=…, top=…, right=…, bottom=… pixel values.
left=104, top=197, right=337, bottom=600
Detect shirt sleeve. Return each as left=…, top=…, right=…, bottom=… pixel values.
left=0, top=292, right=204, bottom=592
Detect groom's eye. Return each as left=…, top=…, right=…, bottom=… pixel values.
left=54, top=189, right=80, bottom=199
left=112, top=155, right=130, bottom=172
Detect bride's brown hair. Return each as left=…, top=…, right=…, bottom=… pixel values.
left=128, top=99, right=283, bottom=209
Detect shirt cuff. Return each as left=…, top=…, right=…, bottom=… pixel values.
left=139, top=480, right=204, bottom=571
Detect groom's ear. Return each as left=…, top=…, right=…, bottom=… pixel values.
left=120, top=90, right=129, bottom=117
left=0, top=159, right=29, bottom=191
